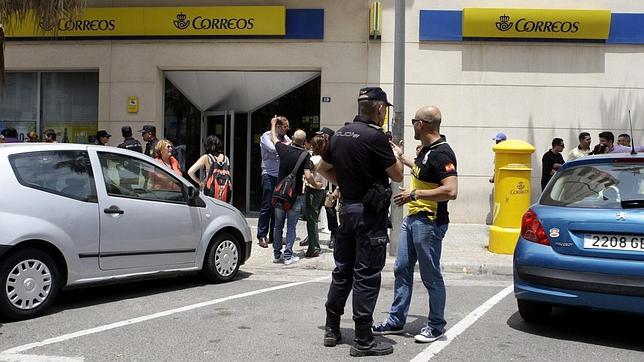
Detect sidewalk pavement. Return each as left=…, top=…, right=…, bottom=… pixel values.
left=243, top=217, right=513, bottom=276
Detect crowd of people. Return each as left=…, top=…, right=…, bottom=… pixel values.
left=257, top=115, right=340, bottom=264
left=539, top=131, right=642, bottom=190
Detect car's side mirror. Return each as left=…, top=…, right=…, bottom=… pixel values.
left=187, top=186, right=198, bottom=200
left=186, top=186, right=206, bottom=207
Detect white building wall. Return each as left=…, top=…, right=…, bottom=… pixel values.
left=375, top=0, right=644, bottom=223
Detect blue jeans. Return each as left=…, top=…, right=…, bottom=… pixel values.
left=386, top=214, right=448, bottom=332
left=273, top=195, right=304, bottom=260
left=257, top=174, right=277, bottom=239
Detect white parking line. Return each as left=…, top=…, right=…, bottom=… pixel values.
left=0, top=353, right=84, bottom=361
left=2, top=276, right=329, bottom=355
left=410, top=285, right=513, bottom=362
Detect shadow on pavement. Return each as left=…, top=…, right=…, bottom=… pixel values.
left=507, top=308, right=644, bottom=352
left=48, top=270, right=253, bottom=315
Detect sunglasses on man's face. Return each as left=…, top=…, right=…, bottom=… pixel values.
left=411, top=118, right=428, bottom=125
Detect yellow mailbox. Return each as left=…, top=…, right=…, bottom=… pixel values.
left=489, top=140, right=536, bottom=254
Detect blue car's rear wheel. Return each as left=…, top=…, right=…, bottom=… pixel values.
left=517, top=299, right=552, bottom=322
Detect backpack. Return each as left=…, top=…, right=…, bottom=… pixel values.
left=204, top=154, right=232, bottom=203
left=272, top=150, right=309, bottom=211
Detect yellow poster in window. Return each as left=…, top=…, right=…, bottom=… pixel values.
left=463, top=8, right=611, bottom=40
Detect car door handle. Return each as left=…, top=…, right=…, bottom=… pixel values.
left=104, top=206, right=125, bottom=215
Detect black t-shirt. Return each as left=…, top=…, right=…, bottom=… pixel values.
left=276, top=142, right=313, bottom=196
left=541, top=150, right=565, bottom=189
left=410, top=140, right=457, bottom=225
left=323, top=115, right=397, bottom=201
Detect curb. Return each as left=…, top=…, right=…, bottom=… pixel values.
left=440, top=262, right=513, bottom=276
left=255, top=253, right=514, bottom=277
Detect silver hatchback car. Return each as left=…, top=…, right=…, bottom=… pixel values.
left=0, top=143, right=252, bottom=320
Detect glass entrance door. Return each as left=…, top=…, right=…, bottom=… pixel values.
left=202, top=111, right=235, bottom=199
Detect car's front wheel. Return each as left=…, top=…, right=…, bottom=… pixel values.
left=0, top=249, right=60, bottom=321
left=202, top=233, right=240, bottom=283
left=517, top=299, right=552, bottom=322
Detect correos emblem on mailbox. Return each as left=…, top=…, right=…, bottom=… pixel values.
left=463, top=8, right=611, bottom=40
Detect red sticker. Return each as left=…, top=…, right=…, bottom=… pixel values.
left=444, top=163, right=455, bottom=172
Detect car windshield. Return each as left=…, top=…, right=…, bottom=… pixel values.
left=540, top=162, right=644, bottom=209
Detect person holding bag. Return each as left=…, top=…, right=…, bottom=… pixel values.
left=270, top=116, right=320, bottom=265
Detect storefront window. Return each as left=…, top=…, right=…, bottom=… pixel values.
left=0, top=72, right=38, bottom=141
left=0, top=71, right=98, bottom=143
left=42, top=72, right=99, bottom=143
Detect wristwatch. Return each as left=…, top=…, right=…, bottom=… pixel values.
left=409, top=189, right=417, bottom=201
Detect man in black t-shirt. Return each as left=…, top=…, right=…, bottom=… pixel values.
left=270, top=116, right=319, bottom=266
left=541, top=138, right=565, bottom=190
left=371, top=105, right=458, bottom=344
left=317, top=87, right=403, bottom=357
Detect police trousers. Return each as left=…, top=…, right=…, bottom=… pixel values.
left=325, top=202, right=389, bottom=327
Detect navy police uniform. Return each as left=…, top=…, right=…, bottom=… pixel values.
left=323, top=114, right=397, bottom=334
left=118, top=127, right=143, bottom=153
left=118, top=138, right=143, bottom=153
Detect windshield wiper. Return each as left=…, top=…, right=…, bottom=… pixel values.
left=621, top=199, right=644, bottom=208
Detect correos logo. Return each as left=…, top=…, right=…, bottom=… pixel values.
left=495, top=14, right=513, bottom=31
left=39, top=17, right=116, bottom=31
left=172, top=12, right=255, bottom=30
left=174, top=13, right=191, bottom=29
left=495, top=14, right=580, bottom=33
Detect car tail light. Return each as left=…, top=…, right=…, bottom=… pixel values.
left=520, top=209, right=550, bottom=245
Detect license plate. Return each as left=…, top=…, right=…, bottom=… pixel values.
left=584, top=234, right=644, bottom=251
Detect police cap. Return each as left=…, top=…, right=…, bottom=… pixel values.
left=138, top=125, right=156, bottom=134
left=357, top=87, right=393, bottom=107
left=96, top=130, right=111, bottom=138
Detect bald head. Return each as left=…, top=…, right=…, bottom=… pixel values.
left=416, top=106, right=442, bottom=131
left=292, top=129, right=306, bottom=146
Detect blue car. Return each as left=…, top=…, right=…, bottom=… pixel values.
left=514, top=153, right=644, bottom=321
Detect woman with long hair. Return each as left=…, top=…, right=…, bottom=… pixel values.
left=187, top=135, right=231, bottom=202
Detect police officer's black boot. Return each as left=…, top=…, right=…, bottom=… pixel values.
left=350, top=324, right=393, bottom=357
left=324, top=313, right=342, bottom=347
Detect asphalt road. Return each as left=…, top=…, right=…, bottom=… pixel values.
left=1, top=264, right=643, bottom=361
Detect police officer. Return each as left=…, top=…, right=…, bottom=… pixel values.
left=95, top=130, right=111, bottom=146
left=117, top=126, right=143, bottom=153
left=139, top=125, right=159, bottom=157
left=317, top=87, right=403, bottom=357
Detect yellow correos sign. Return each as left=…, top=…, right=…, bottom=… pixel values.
left=463, top=8, right=611, bottom=40
left=7, top=6, right=285, bottom=38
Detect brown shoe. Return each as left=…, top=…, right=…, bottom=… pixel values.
left=258, top=237, right=268, bottom=248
